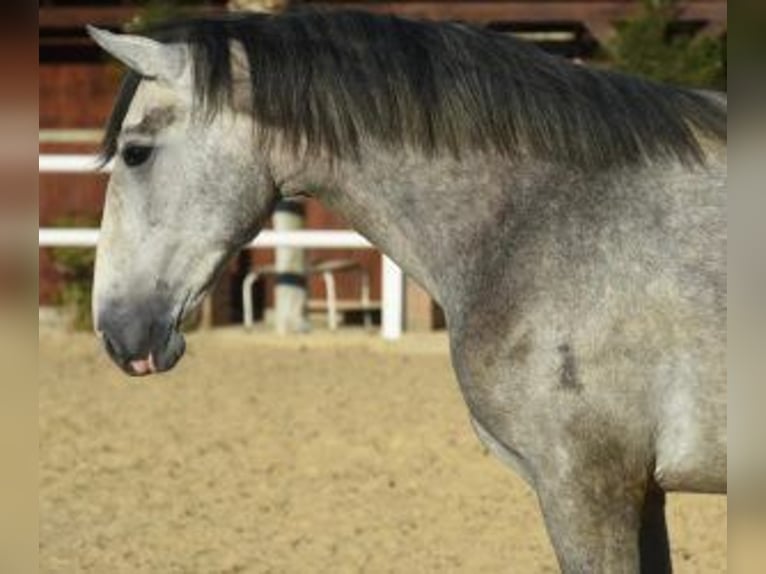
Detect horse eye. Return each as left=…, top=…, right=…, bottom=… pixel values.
left=121, top=145, right=153, bottom=167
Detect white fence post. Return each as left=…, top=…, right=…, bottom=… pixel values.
left=272, top=199, right=310, bottom=334
left=381, top=255, right=404, bottom=340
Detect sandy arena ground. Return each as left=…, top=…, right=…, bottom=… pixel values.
left=40, top=327, right=726, bottom=573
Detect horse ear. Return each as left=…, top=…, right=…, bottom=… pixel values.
left=86, top=25, right=186, bottom=84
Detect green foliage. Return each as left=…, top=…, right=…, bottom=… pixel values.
left=605, top=0, right=726, bottom=90
left=125, top=0, right=208, bottom=32
left=48, top=216, right=99, bottom=331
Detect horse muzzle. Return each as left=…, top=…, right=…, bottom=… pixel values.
left=96, top=299, right=186, bottom=377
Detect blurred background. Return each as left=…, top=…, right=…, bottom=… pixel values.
left=28, top=1, right=745, bottom=573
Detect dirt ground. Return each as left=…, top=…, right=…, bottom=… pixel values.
left=40, top=327, right=726, bottom=573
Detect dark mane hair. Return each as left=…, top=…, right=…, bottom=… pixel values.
left=101, top=10, right=726, bottom=168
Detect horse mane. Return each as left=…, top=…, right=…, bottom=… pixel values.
left=101, top=10, right=726, bottom=168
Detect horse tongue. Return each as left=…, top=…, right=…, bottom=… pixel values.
left=130, top=354, right=156, bottom=376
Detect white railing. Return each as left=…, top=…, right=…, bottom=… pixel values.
left=39, top=154, right=404, bottom=339
left=39, top=154, right=109, bottom=173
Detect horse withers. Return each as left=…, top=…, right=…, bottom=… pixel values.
left=88, top=12, right=726, bottom=573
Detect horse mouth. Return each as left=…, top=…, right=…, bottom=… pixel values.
left=103, top=326, right=186, bottom=377
left=95, top=286, right=203, bottom=377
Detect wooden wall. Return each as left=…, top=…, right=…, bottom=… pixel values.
left=39, top=63, right=115, bottom=304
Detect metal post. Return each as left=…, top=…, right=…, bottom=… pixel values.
left=321, top=270, right=338, bottom=330
left=381, top=255, right=404, bottom=340
left=242, top=271, right=259, bottom=330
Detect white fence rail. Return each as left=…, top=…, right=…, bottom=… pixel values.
left=39, top=154, right=404, bottom=339
left=39, top=154, right=109, bottom=173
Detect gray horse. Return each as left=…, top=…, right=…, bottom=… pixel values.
left=88, top=11, right=726, bottom=573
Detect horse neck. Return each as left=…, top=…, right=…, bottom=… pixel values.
left=271, top=145, right=532, bottom=313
